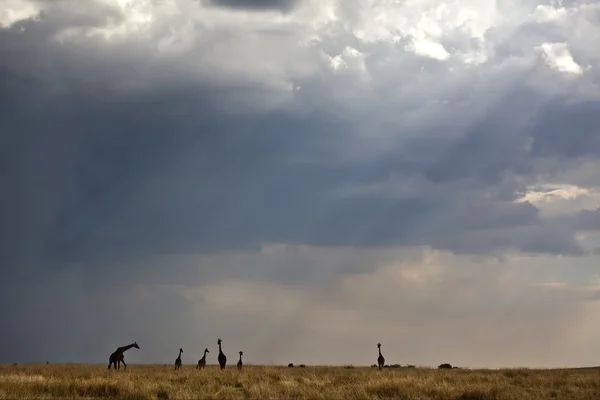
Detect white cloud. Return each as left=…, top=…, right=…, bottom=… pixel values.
left=515, top=183, right=600, bottom=217
left=0, top=0, right=40, bottom=28
left=538, top=42, right=583, bottom=75
left=532, top=3, right=567, bottom=23
left=407, top=38, right=450, bottom=60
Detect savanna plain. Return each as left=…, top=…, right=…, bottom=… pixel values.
left=1, top=364, right=600, bottom=400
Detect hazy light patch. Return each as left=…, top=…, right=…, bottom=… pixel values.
left=538, top=42, right=583, bottom=76
left=201, top=280, right=306, bottom=316
left=534, top=281, right=568, bottom=288
left=158, top=246, right=600, bottom=367
left=0, top=0, right=40, bottom=28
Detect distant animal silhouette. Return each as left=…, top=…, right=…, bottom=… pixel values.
left=377, top=343, right=385, bottom=370
left=237, top=351, right=243, bottom=370
left=108, top=342, right=140, bottom=370
left=217, top=338, right=227, bottom=370
left=174, top=348, right=183, bottom=370
left=288, top=363, right=294, bottom=368
left=196, top=348, right=209, bottom=369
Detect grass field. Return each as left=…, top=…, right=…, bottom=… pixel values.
left=1, top=364, right=599, bottom=400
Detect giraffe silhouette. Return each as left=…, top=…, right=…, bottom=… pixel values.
left=196, top=348, right=209, bottom=369
left=237, top=351, right=243, bottom=370
left=174, top=348, right=183, bottom=370
left=217, top=338, right=227, bottom=370
left=108, top=342, right=139, bottom=370
left=377, top=343, right=385, bottom=370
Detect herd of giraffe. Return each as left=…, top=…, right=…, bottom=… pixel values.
left=108, top=340, right=386, bottom=371
left=107, top=338, right=244, bottom=371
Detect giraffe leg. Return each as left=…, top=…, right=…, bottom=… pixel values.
left=121, top=359, right=127, bottom=370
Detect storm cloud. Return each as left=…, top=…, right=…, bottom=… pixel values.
left=1, top=0, right=600, bottom=367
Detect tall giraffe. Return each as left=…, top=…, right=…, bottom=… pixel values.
left=108, top=342, right=140, bottom=370
left=174, top=348, right=183, bottom=370
left=377, top=343, right=385, bottom=370
left=237, top=351, right=243, bottom=371
left=196, top=348, right=209, bottom=369
left=217, top=338, right=227, bottom=370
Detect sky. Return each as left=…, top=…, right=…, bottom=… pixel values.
left=1, top=0, right=600, bottom=369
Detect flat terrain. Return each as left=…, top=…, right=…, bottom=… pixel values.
left=1, top=364, right=599, bottom=400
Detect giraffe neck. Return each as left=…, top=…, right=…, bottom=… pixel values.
left=219, top=343, right=222, bottom=353
left=239, top=354, right=242, bottom=362
left=378, top=348, right=382, bottom=357
left=204, top=349, right=208, bottom=357
left=120, top=343, right=136, bottom=353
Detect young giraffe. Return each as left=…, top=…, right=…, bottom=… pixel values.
left=237, top=351, right=243, bottom=371
left=196, top=348, right=209, bottom=369
left=217, top=338, right=227, bottom=370
left=377, top=343, right=385, bottom=370
left=108, top=342, right=140, bottom=370
left=174, top=348, right=183, bottom=370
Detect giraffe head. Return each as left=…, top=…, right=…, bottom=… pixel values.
left=133, top=342, right=140, bottom=349
left=217, top=338, right=222, bottom=346
left=239, top=351, right=243, bottom=356
left=180, top=348, right=183, bottom=353
left=377, top=343, right=381, bottom=349
left=204, top=348, right=210, bottom=353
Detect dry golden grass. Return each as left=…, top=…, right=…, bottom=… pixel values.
left=1, top=364, right=599, bottom=400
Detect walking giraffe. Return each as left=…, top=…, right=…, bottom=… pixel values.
left=108, top=342, right=140, bottom=370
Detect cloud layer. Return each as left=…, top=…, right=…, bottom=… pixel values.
left=2, top=0, right=600, bottom=367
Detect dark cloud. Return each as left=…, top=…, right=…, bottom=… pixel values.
left=574, top=209, right=600, bottom=230
left=0, top=13, right=593, bottom=280
left=206, top=0, right=300, bottom=12
left=530, top=98, right=600, bottom=158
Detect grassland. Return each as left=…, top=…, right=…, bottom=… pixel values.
left=1, top=364, right=599, bottom=400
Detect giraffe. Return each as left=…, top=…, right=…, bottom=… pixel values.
left=377, top=343, right=385, bottom=370
left=108, top=342, right=140, bottom=370
left=217, top=338, right=227, bottom=370
left=196, top=348, right=209, bottom=369
left=174, top=348, right=183, bottom=370
left=237, top=351, right=243, bottom=371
